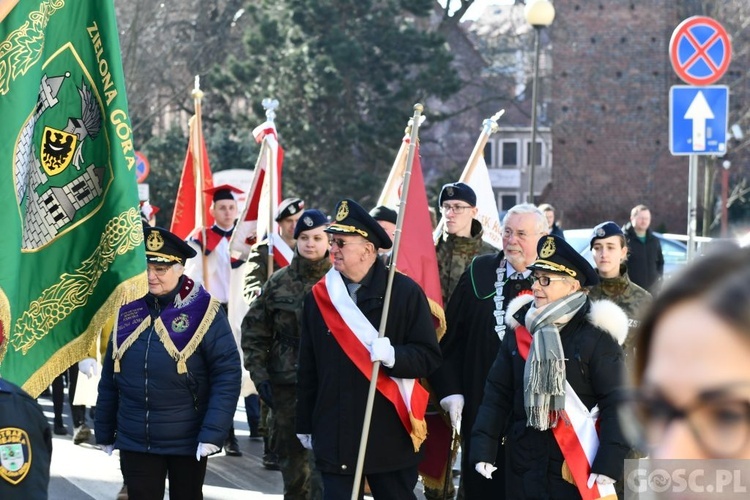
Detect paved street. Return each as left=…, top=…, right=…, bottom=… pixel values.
left=39, top=392, right=441, bottom=499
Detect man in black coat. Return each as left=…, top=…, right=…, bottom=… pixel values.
left=296, top=199, right=441, bottom=500
left=622, top=204, right=664, bottom=292
left=429, top=203, right=547, bottom=498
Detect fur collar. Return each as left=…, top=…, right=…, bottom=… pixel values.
left=505, top=294, right=628, bottom=345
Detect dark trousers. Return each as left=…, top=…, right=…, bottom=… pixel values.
left=120, top=450, right=207, bottom=500
left=245, top=393, right=260, bottom=429
left=322, top=466, right=418, bottom=500
left=51, top=364, right=85, bottom=426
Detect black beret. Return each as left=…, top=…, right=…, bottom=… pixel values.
left=294, top=209, right=329, bottom=239
left=326, top=199, right=392, bottom=250
left=590, top=221, right=625, bottom=248
left=369, top=205, right=398, bottom=225
left=528, top=235, right=599, bottom=286
left=144, top=226, right=197, bottom=265
left=276, top=197, right=305, bottom=222
left=204, top=184, right=243, bottom=203
left=439, top=182, right=476, bottom=207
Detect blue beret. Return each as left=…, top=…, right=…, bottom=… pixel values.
left=294, top=209, right=329, bottom=239
left=144, top=226, right=197, bottom=265
left=528, top=235, right=599, bottom=286
left=590, top=221, right=624, bottom=248
left=439, top=182, right=476, bottom=207
left=326, top=199, right=392, bottom=250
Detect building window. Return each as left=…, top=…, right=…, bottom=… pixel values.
left=500, top=194, right=518, bottom=211
left=484, top=142, right=494, bottom=167
left=525, top=140, right=543, bottom=167
left=500, top=140, right=519, bottom=168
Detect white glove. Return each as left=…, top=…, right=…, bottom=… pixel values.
left=439, top=394, right=464, bottom=434
left=587, top=473, right=616, bottom=488
left=78, top=358, right=99, bottom=379
left=297, top=433, right=313, bottom=450
left=196, top=442, right=220, bottom=461
left=100, top=444, right=114, bottom=456
left=369, top=337, right=395, bottom=368
left=475, top=462, right=497, bottom=479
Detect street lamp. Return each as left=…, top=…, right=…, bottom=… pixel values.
left=524, top=0, right=555, bottom=203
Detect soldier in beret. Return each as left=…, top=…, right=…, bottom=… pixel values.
left=242, top=196, right=304, bottom=469
left=588, top=221, right=652, bottom=360
left=95, top=226, right=241, bottom=499
left=242, top=209, right=330, bottom=499
left=472, top=234, right=629, bottom=498
left=296, top=199, right=441, bottom=499
left=369, top=205, right=398, bottom=264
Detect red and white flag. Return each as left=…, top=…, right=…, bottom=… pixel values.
left=170, top=114, right=214, bottom=240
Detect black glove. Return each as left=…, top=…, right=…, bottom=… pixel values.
left=257, top=380, right=274, bottom=409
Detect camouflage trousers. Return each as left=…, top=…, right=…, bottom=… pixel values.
left=270, top=383, right=323, bottom=500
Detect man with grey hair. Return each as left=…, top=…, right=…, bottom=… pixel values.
left=429, top=203, right=547, bottom=497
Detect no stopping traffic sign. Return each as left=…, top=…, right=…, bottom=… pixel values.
left=669, top=16, right=732, bottom=86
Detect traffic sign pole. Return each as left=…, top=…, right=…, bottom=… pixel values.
left=687, top=155, right=698, bottom=261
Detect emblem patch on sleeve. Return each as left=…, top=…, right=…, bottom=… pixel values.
left=0, top=427, right=31, bottom=485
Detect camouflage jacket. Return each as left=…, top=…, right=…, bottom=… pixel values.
left=241, top=249, right=331, bottom=385
left=588, top=265, right=652, bottom=355
left=436, top=219, right=496, bottom=305
left=242, top=239, right=287, bottom=305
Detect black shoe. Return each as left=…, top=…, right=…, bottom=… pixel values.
left=224, top=438, right=242, bottom=457
left=53, top=422, right=68, bottom=435
left=262, top=451, right=280, bottom=470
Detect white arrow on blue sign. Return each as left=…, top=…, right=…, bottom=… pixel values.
left=670, top=85, right=728, bottom=155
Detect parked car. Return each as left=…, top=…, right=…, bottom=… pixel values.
left=563, top=228, right=688, bottom=279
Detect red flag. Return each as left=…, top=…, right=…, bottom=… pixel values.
left=170, top=115, right=214, bottom=239
left=378, top=139, right=445, bottom=337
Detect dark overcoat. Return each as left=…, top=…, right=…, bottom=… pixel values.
left=296, top=259, right=441, bottom=475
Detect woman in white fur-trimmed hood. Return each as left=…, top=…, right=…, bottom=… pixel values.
left=470, top=234, right=630, bottom=499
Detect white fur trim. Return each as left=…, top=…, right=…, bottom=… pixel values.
left=505, top=295, right=534, bottom=329
left=587, top=299, right=629, bottom=345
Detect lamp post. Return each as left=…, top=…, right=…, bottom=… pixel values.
left=524, top=0, right=555, bottom=203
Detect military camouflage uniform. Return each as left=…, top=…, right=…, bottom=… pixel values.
left=242, top=240, right=282, bottom=305
left=588, top=264, right=652, bottom=359
left=436, top=219, right=496, bottom=306
left=429, top=218, right=493, bottom=500
left=242, top=248, right=330, bottom=500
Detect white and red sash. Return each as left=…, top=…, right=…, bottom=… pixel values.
left=516, top=326, right=617, bottom=500
left=269, top=233, right=293, bottom=268
left=311, top=268, right=429, bottom=451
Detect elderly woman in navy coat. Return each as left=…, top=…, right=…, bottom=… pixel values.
left=95, top=226, right=241, bottom=499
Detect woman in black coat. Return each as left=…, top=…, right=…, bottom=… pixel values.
left=471, top=235, right=630, bottom=499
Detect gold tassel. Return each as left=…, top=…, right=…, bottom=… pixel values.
left=561, top=460, right=576, bottom=486
left=409, top=412, right=428, bottom=452
left=428, top=298, right=447, bottom=341
left=177, top=359, right=187, bottom=374
left=114, top=357, right=120, bottom=373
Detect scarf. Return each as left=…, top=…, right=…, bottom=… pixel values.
left=523, top=291, right=587, bottom=430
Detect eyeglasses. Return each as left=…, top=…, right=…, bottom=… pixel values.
left=147, top=264, right=174, bottom=276
left=502, top=229, right=541, bottom=241
left=329, top=238, right=368, bottom=249
left=440, top=204, right=473, bottom=214
left=529, top=274, right=569, bottom=286
left=625, top=384, right=750, bottom=458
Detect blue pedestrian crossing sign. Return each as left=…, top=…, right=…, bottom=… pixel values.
left=670, top=85, right=728, bottom=156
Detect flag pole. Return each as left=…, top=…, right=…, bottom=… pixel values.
left=351, top=103, right=424, bottom=500
left=192, top=75, right=210, bottom=291
left=262, top=98, right=279, bottom=280
left=433, top=109, right=505, bottom=242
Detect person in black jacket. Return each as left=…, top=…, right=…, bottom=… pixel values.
left=471, top=235, right=630, bottom=499
left=296, top=199, right=441, bottom=500
left=95, top=226, right=241, bottom=499
left=622, top=204, right=664, bottom=292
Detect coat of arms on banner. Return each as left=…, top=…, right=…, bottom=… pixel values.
left=0, top=427, right=31, bottom=485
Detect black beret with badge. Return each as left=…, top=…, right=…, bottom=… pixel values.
left=144, top=226, right=197, bottom=265
left=528, top=234, right=599, bottom=286
left=589, top=221, right=624, bottom=248
left=325, top=199, right=393, bottom=250
left=294, top=209, right=329, bottom=239
left=276, top=197, right=305, bottom=222
left=439, top=181, right=477, bottom=207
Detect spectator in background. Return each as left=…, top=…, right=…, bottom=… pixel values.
left=538, top=203, right=565, bottom=239
left=631, top=244, right=750, bottom=459
left=622, top=204, right=664, bottom=292
left=369, top=205, right=398, bottom=265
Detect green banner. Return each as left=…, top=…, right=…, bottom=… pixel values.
left=0, top=0, right=147, bottom=396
